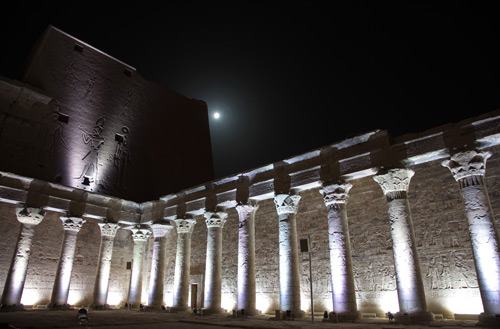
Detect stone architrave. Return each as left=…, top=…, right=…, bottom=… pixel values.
left=236, top=203, right=258, bottom=315
left=93, top=222, right=120, bottom=308
left=373, top=169, right=431, bottom=322
left=442, top=150, right=500, bottom=325
left=274, top=194, right=302, bottom=317
left=126, top=226, right=151, bottom=308
left=203, top=212, right=228, bottom=314
left=50, top=217, right=86, bottom=308
left=1, top=207, right=45, bottom=309
left=171, top=219, right=196, bottom=311
left=147, top=223, right=172, bottom=308
left=320, top=183, right=359, bottom=321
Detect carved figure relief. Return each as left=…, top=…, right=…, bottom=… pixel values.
left=48, top=109, right=70, bottom=157
left=113, top=126, right=131, bottom=191
left=83, top=76, right=97, bottom=99
left=76, top=117, right=105, bottom=186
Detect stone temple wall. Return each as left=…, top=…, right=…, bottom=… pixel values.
left=0, top=26, right=214, bottom=202
left=1, top=143, right=497, bottom=318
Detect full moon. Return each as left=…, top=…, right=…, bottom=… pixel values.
left=213, top=112, right=221, bottom=119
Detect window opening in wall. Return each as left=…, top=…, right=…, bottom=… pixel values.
left=126, top=261, right=132, bottom=270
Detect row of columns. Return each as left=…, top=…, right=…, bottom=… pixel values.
left=1, top=150, right=499, bottom=324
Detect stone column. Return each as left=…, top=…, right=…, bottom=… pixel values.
left=320, top=184, right=359, bottom=320
left=373, top=169, right=431, bottom=322
left=442, top=150, right=500, bottom=324
left=1, top=207, right=44, bottom=309
left=147, top=223, right=171, bottom=308
left=50, top=217, right=85, bottom=308
left=93, top=222, right=120, bottom=308
left=274, top=194, right=302, bottom=317
left=203, top=212, right=228, bottom=313
left=236, top=204, right=258, bottom=315
left=172, top=219, right=196, bottom=311
left=126, top=226, right=151, bottom=308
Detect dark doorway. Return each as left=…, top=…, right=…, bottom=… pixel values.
left=190, top=284, right=198, bottom=309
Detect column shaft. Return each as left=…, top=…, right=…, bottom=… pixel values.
left=386, top=196, right=426, bottom=313
left=236, top=205, right=257, bottom=314
left=203, top=212, right=227, bottom=313
left=274, top=194, right=302, bottom=316
left=93, top=223, right=119, bottom=308
left=374, top=169, right=430, bottom=322
left=147, top=236, right=167, bottom=306
left=442, top=150, right=500, bottom=319
left=321, top=183, right=358, bottom=319
left=127, top=233, right=148, bottom=306
left=459, top=179, right=500, bottom=315
left=94, top=235, right=115, bottom=307
left=172, top=219, right=196, bottom=311
left=1, top=207, right=44, bottom=308
left=51, top=217, right=85, bottom=307
left=2, top=224, right=36, bottom=306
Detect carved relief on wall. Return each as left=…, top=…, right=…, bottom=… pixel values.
left=352, top=259, right=396, bottom=292
left=423, top=250, right=478, bottom=291
left=112, top=126, right=131, bottom=191
left=76, top=117, right=105, bottom=186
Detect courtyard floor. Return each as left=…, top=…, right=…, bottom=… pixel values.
left=0, top=310, right=481, bottom=329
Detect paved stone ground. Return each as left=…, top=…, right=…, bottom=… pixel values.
left=0, top=311, right=480, bottom=329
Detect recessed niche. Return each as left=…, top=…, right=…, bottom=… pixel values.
left=123, top=69, right=132, bottom=77
left=115, top=133, right=124, bottom=143
left=57, top=112, right=70, bottom=123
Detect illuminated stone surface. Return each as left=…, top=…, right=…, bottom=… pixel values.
left=172, top=219, right=196, bottom=311
left=274, top=194, right=302, bottom=316
left=320, top=183, right=359, bottom=320
left=374, top=169, right=431, bottom=322
left=50, top=217, right=85, bottom=308
left=147, top=224, right=172, bottom=308
left=93, top=223, right=120, bottom=308
left=443, top=150, right=500, bottom=325
left=236, top=204, right=258, bottom=315
left=203, top=212, right=228, bottom=313
left=1, top=207, right=45, bottom=309
left=127, top=226, right=150, bottom=307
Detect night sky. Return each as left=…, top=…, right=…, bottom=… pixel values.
left=2, top=2, right=500, bottom=179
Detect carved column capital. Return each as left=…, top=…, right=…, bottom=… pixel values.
left=235, top=203, right=259, bottom=219
left=320, top=183, right=352, bottom=206
left=60, top=217, right=85, bottom=232
left=204, top=212, right=228, bottom=228
left=130, top=225, right=151, bottom=242
left=174, top=219, right=196, bottom=234
left=373, top=168, right=414, bottom=199
left=149, top=223, right=172, bottom=238
left=97, top=222, right=120, bottom=237
left=441, top=150, right=491, bottom=185
left=274, top=194, right=301, bottom=215
left=16, top=207, right=45, bottom=226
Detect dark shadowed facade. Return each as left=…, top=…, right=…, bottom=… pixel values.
left=0, top=26, right=213, bottom=202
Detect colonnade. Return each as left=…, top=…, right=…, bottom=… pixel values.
left=0, top=150, right=499, bottom=324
